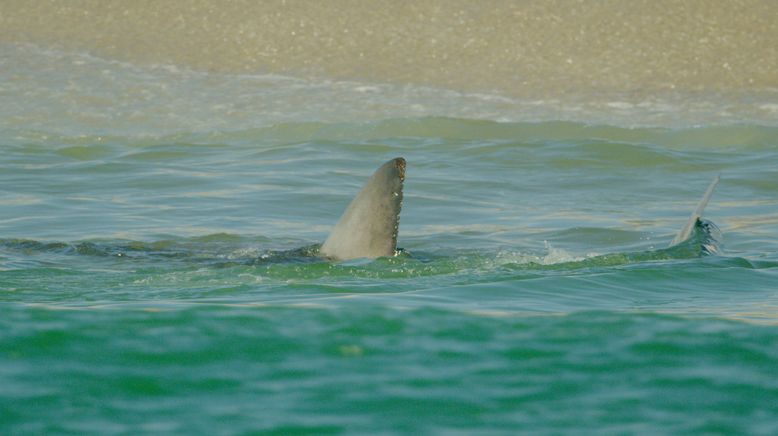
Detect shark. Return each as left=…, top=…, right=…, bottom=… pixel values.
left=319, top=157, right=405, bottom=260
left=0, top=157, right=721, bottom=264
left=318, top=157, right=721, bottom=260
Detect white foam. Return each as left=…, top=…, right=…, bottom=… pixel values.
left=493, top=242, right=587, bottom=267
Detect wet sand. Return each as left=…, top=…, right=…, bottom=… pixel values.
left=1, top=0, right=776, bottom=99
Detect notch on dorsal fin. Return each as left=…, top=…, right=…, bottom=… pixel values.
left=319, top=157, right=405, bottom=260
left=670, top=175, right=720, bottom=246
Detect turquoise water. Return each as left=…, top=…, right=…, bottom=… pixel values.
left=2, top=44, right=778, bottom=434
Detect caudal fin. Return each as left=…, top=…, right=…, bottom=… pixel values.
left=319, top=157, right=405, bottom=260
left=670, top=175, right=720, bottom=246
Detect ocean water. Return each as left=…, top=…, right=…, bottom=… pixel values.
left=2, top=3, right=778, bottom=434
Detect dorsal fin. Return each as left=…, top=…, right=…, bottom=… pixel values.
left=319, top=157, right=405, bottom=260
left=670, top=175, right=720, bottom=246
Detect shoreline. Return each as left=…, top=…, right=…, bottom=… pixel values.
left=1, top=0, right=776, bottom=100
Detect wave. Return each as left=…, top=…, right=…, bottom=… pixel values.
left=5, top=118, right=778, bottom=152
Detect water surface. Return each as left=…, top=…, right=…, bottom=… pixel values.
left=1, top=6, right=778, bottom=433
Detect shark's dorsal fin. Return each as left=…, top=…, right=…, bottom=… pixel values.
left=319, top=157, right=405, bottom=260
left=670, top=175, right=720, bottom=246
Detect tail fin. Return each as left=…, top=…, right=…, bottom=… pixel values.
left=670, top=175, right=720, bottom=246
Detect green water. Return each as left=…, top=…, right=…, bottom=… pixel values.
left=2, top=43, right=778, bottom=434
